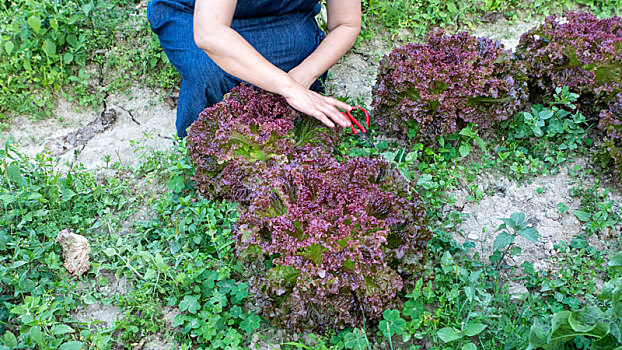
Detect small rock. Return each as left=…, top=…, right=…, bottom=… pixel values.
left=133, top=337, right=146, bottom=350
left=481, top=182, right=489, bottom=192
left=55, top=229, right=91, bottom=276
left=480, top=11, right=504, bottom=23
left=165, top=91, right=179, bottom=109
left=143, top=335, right=176, bottom=350
left=544, top=242, right=554, bottom=252
left=162, top=306, right=180, bottom=327
left=533, top=261, right=548, bottom=271
left=453, top=189, right=467, bottom=209
left=507, top=282, right=528, bottom=303
left=492, top=182, right=508, bottom=195
left=467, top=233, right=479, bottom=240
left=75, top=304, right=122, bottom=328
left=545, top=208, right=560, bottom=220
left=249, top=332, right=283, bottom=350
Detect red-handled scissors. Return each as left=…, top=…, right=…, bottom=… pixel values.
left=341, top=106, right=370, bottom=134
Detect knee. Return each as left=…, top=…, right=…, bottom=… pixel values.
left=147, top=0, right=170, bottom=33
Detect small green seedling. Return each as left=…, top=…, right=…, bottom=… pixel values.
left=490, top=212, right=540, bottom=269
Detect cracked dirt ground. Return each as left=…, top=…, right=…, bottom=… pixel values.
left=0, top=86, right=177, bottom=170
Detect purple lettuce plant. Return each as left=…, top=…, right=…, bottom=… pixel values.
left=236, top=155, right=430, bottom=331
left=186, top=85, right=336, bottom=203
left=515, top=11, right=622, bottom=115
left=187, top=84, right=431, bottom=332
left=372, top=29, right=528, bottom=145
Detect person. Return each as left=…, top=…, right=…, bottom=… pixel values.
left=147, top=0, right=361, bottom=138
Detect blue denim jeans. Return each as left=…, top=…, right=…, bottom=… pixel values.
left=147, top=0, right=326, bottom=137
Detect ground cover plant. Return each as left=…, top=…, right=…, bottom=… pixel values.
left=494, top=86, right=591, bottom=179
left=528, top=250, right=622, bottom=349
left=0, top=0, right=176, bottom=124
left=0, top=140, right=264, bottom=349
left=0, top=142, right=135, bottom=348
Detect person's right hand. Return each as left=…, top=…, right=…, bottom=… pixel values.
left=282, top=83, right=352, bottom=129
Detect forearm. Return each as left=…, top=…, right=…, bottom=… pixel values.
left=288, top=0, right=361, bottom=88
left=194, top=25, right=300, bottom=98
left=291, top=23, right=360, bottom=85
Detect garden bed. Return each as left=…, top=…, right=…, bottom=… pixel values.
left=2, top=3, right=622, bottom=350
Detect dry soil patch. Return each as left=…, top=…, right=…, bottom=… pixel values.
left=451, top=158, right=621, bottom=272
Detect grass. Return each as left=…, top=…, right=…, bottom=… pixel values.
left=0, top=0, right=178, bottom=126
left=359, top=0, right=621, bottom=42
left=2, top=0, right=622, bottom=349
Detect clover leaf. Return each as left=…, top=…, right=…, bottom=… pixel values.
left=379, top=309, right=406, bottom=338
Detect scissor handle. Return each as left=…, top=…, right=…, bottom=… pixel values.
left=342, top=106, right=370, bottom=134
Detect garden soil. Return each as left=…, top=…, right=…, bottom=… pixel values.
left=3, top=15, right=620, bottom=349
left=450, top=158, right=620, bottom=271
left=0, top=87, right=176, bottom=171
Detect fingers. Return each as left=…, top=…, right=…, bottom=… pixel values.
left=318, top=96, right=352, bottom=128
left=313, top=113, right=336, bottom=128
left=325, top=108, right=351, bottom=128
left=329, top=98, right=352, bottom=112
left=283, top=85, right=354, bottom=129
left=310, top=105, right=340, bottom=129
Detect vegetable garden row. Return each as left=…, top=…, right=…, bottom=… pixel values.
left=186, top=7, right=622, bottom=334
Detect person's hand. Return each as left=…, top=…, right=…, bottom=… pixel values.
left=282, top=83, right=352, bottom=128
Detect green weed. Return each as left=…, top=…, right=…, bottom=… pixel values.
left=490, top=87, right=592, bottom=180
left=528, top=250, right=622, bottom=349
left=571, top=179, right=622, bottom=238
left=0, top=140, right=133, bottom=349
left=0, top=0, right=178, bottom=124
left=489, top=212, right=540, bottom=270
left=98, top=141, right=259, bottom=348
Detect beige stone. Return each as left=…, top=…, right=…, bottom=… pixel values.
left=55, top=229, right=91, bottom=276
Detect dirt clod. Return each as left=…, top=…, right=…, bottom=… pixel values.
left=55, top=229, right=91, bottom=276
left=506, top=281, right=528, bottom=303
left=75, top=303, right=123, bottom=328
